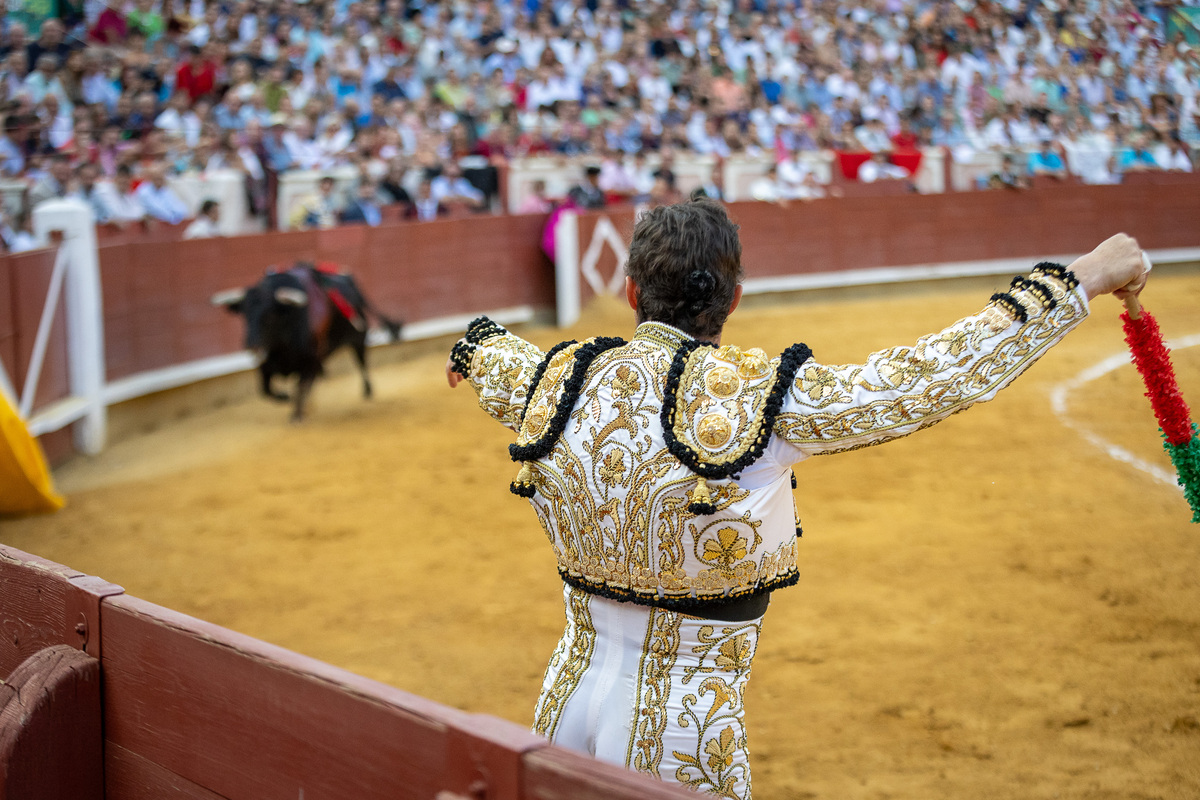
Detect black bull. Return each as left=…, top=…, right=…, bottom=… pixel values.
left=212, top=264, right=402, bottom=421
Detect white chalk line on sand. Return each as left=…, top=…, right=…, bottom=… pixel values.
left=1050, top=334, right=1200, bottom=491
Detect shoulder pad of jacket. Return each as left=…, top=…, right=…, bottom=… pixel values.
left=663, top=341, right=812, bottom=477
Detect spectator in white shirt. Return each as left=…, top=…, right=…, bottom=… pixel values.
left=134, top=161, right=190, bottom=224
left=549, top=64, right=583, bottom=107
left=1125, top=63, right=1153, bottom=110
left=550, top=31, right=597, bottom=84
left=603, top=57, right=629, bottom=89
left=283, top=118, right=325, bottom=171
left=524, top=67, right=560, bottom=111
left=155, top=91, right=203, bottom=148
left=1154, top=136, right=1194, bottom=172
left=858, top=151, right=911, bottom=183
left=430, top=161, right=486, bottom=211
left=314, top=115, right=353, bottom=164
left=597, top=151, right=636, bottom=194
left=2, top=208, right=37, bottom=253
left=27, top=152, right=72, bottom=208
left=23, top=54, right=72, bottom=111
left=864, top=95, right=902, bottom=136
left=1061, top=121, right=1118, bottom=185
left=183, top=200, right=222, bottom=238
left=186, top=4, right=221, bottom=47
left=982, top=109, right=1015, bottom=149
left=1180, top=108, right=1200, bottom=148
left=80, top=51, right=118, bottom=110
left=792, top=173, right=829, bottom=201
left=1077, top=62, right=1106, bottom=108
left=69, top=162, right=113, bottom=224
left=854, top=118, right=893, bottom=152
left=636, top=62, right=672, bottom=113
left=408, top=179, right=447, bottom=221
left=777, top=151, right=814, bottom=196
left=0, top=120, right=23, bottom=177
left=749, top=164, right=788, bottom=204
left=40, top=93, right=73, bottom=150
left=689, top=118, right=730, bottom=158
left=1007, top=110, right=1042, bottom=148
left=95, top=166, right=148, bottom=226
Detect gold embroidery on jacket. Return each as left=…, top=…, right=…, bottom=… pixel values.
left=775, top=295, right=1085, bottom=455
left=670, top=347, right=777, bottom=467
left=469, top=325, right=803, bottom=607
left=472, top=333, right=543, bottom=428
left=514, top=342, right=589, bottom=447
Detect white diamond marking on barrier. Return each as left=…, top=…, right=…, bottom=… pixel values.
left=579, top=215, right=628, bottom=297
left=19, top=246, right=70, bottom=419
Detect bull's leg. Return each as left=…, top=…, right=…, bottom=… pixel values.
left=353, top=338, right=372, bottom=399
left=292, top=374, right=316, bottom=423
left=260, top=364, right=289, bottom=401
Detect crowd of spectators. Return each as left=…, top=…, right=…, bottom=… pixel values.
left=1, top=0, right=1198, bottom=251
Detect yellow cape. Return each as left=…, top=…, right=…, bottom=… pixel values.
left=0, top=392, right=64, bottom=515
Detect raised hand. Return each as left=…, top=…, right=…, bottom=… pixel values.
left=1069, top=233, right=1150, bottom=300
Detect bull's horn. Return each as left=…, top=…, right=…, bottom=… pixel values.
left=211, top=288, right=246, bottom=306
left=274, top=287, right=309, bottom=307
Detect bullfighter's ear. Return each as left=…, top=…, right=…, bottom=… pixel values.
left=274, top=287, right=309, bottom=307
left=211, top=288, right=247, bottom=312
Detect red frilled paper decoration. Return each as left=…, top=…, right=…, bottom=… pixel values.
left=1121, top=300, right=1200, bottom=522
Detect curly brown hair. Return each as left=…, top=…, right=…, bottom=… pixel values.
left=624, top=195, right=743, bottom=339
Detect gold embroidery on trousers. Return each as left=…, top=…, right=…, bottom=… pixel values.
left=628, top=608, right=681, bottom=774
left=673, top=622, right=760, bottom=800
left=534, top=587, right=596, bottom=739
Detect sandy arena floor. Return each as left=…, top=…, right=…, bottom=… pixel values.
left=4, top=272, right=1199, bottom=800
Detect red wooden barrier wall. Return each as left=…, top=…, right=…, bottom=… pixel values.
left=573, top=173, right=1200, bottom=305
left=0, top=645, right=102, bottom=800
left=97, top=213, right=556, bottom=383
left=0, top=544, right=695, bottom=800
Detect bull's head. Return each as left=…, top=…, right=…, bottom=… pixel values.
left=211, top=276, right=311, bottom=352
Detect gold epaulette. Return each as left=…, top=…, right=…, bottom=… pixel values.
left=509, top=336, right=626, bottom=497
left=671, top=345, right=777, bottom=464
left=662, top=341, right=812, bottom=513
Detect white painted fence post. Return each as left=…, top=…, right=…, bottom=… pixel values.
left=554, top=210, right=580, bottom=328
left=32, top=199, right=107, bottom=455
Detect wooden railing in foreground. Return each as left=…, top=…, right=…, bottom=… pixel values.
left=0, top=544, right=694, bottom=800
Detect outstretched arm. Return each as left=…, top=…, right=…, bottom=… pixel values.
left=446, top=317, right=544, bottom=431
left=773, top=234, right=1148, bottom=458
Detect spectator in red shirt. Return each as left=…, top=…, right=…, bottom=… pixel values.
left=891, top=118, right=921, bottom=152
left=473, top=124, right=512, bottom=162
left=89, top=6, right=128, bottom=46
left=175, top=45, right=216, bottom=103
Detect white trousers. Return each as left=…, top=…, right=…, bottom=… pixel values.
left=534, top=584, right=765, bottom=798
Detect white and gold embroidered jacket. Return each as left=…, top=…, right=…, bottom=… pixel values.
left=452, top=266, right=1087, bottom=612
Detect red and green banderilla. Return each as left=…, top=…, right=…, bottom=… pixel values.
left=1120, top=254, right=1200, bottom=522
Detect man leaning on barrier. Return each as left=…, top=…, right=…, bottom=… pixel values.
left=444, top=195, right=1149, bottom=798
